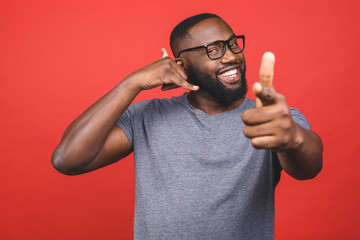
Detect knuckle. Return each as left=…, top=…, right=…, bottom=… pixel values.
left=159, top=78, right=166, bottom=85
left=277, top=105, right=290, bottom=117
left=159, top=56, right=169, bottom=65
left=277, top=93, right=285, bottom=101
left=163, top=68, right=175, bottom=78
left=278, top=136, right=289, bottom=148
left=161, top=58, right=172, bottom=68
left=272, top=139, right=281, bottom=150
left=259, top=73, right=273, bottom=81
left=162, top=56, right=170, bottom=62
left=258, top=125, right=266, bottom=133
left=167, top=59, right=174, bottom=67
left=241, top=112, right=248, bottom=122
left=263, top=88, right=273, bottom=101
left=251, top=138, right=260, bottom=148
left=243, top=127, right=249, bottom=136
left=177, top=78, right=184, bottom=85
left=161, top=65, right=171, bottom=75
left=279, top=120, right=291, bottom=131
left=276, top=131, right=290, bottom=146
left=278, top=136, right=286, bottom=145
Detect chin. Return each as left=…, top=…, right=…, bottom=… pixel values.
left=188, top=64, right=248, bottom=104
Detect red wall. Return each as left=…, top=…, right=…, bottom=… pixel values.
left=1, top=0, right=359, bottom=239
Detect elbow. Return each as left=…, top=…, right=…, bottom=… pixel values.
left=295, top=167, right=322, bottom=180
left=305, top=152, right=324, bottom=180
left=293, top=158, right=323, bottom=181
left=51, top=148, right=81, bottom=176
left=307, top=160, right=323, bottom=180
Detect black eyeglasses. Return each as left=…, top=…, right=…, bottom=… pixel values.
left=177, top=35, right=245, bottom=60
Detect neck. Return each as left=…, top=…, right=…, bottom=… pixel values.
left=187, top=90, right=245, bottom=115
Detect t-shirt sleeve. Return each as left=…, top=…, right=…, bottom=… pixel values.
left=290, top=108, right=311, bottom=130
left=115, top=100, right=150, bottom=147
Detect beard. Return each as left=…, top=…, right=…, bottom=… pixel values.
left=187, top=63, right=247, bottom=105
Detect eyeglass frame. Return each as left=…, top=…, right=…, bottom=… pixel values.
left=177, top=34, right=245, bottom=60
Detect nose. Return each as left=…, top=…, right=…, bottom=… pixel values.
left=221, top=45, right=238, bottom=64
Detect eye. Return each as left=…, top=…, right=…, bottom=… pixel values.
left=229, top=41, right=239, bottom=48
left=208, top=48, right=220, bottom=54
left=207, top=45, right=222, bottom=54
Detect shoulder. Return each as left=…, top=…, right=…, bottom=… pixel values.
left=289, top=107, right=311, bottom=130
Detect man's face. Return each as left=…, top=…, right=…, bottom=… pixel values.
left=181, top=18, right=247, bottom=104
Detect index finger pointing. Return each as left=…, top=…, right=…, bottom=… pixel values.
left=259, top=52, right=275, bottom=89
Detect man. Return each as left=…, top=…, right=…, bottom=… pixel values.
left=52, top=13, right=323, bottom=239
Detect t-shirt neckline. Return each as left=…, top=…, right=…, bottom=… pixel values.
left=179, top=92, right=249, bottom=118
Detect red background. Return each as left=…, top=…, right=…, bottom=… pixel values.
left=1, top=0, right=359, bottom=239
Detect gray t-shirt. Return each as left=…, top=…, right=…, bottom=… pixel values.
left=116, top=93, right=310, bottom=240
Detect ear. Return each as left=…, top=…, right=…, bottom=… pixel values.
left=174, top=57, right=187, bottom=71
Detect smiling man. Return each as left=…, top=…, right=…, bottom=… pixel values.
left=52, top=13, right=323, bottom=240
left=170, top=16, right=247, bottom=107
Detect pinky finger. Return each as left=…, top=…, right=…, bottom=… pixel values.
left=179, top=81, right=199, bottom=91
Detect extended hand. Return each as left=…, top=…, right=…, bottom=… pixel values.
left=129, top=48, right=199, bottom=92
left=242, top=52, right=300, bottom=152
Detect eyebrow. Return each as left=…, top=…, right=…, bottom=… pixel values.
left=177, top=34, right=238, bottom=58
left=202, top=33, right=237, bottom=46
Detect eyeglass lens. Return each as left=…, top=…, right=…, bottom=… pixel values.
left=207, top=36, right=243, bottom=59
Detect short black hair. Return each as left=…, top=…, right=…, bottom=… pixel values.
left=170, top=13, right=221, bottom=56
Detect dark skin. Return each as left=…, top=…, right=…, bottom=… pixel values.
left=172, top=19, right=246, bottom=114
left=244, top=53, right=323, bottom=180
left=52, top=18, right=322, bottom=180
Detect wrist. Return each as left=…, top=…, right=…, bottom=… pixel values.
left=120, top=74, right=143, bottom=94
left=287, top=122, right=304, bottom=152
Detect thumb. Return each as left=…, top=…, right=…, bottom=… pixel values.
left=259, top=52, right=275, bottom=89
left=160, top=48, right=169, bottom=58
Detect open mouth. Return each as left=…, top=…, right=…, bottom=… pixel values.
left=217, top=68, right=241, bottom=84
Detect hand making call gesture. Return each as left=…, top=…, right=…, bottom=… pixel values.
left=130, top=48, right=199, bottom=92
left=242, top=52, right=300, bottom=153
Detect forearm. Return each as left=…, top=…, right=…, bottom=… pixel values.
left=51, top=76, right=140, bottom=172
left=277, top=124, right=323, bottom=180
left=52, top=51, right=195, bottom=174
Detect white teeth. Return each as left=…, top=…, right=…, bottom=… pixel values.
left=220, top=69, right=237, bottom=77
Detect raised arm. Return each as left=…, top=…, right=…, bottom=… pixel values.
left=242, top=52, right=323, bottom=180
left=51, top=49, right=198, bottom=175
